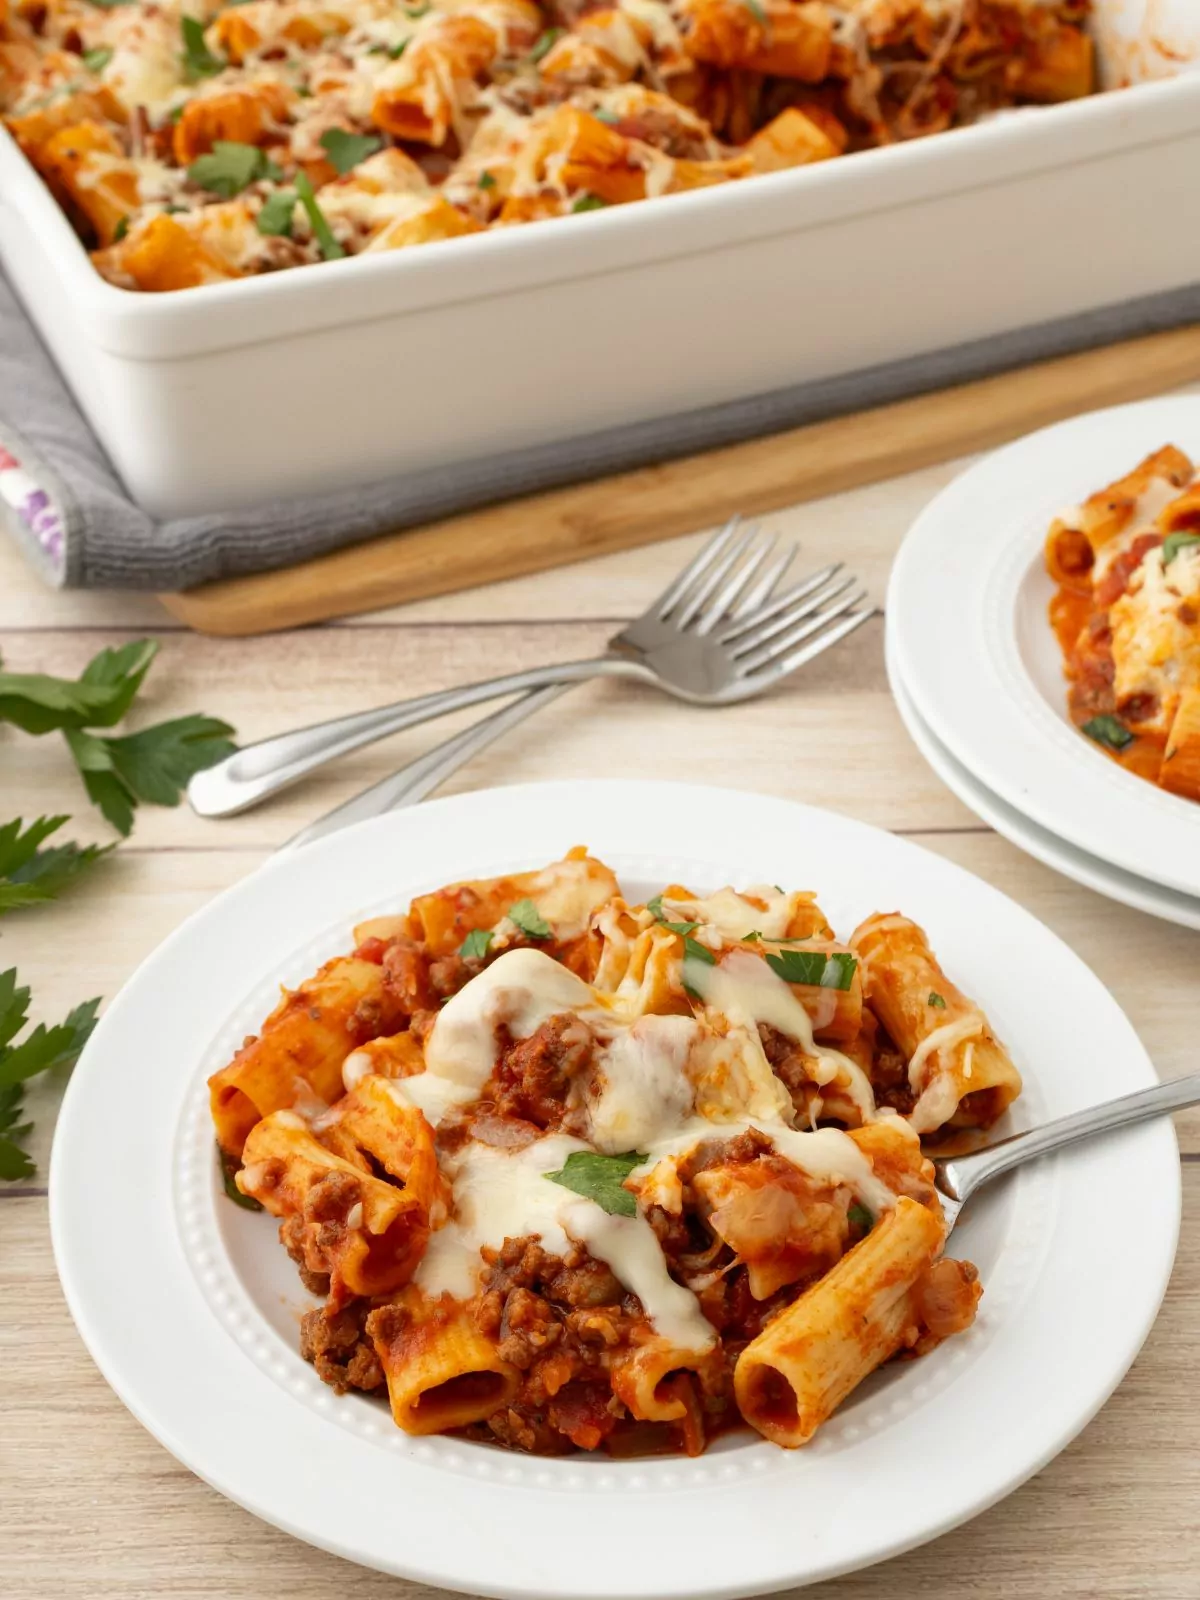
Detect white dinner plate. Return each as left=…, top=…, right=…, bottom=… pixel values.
left=886, top=629, right=1200, bottom=931
left=889, top=395, right=1200, bottom=900
left=50, top=781, right=1180, bottom=1598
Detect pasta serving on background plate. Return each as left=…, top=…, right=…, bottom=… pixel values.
left=0, top=0, right=1093, bottom=290
left=1045, top=444, right=1200, bottom=804
left=210, top=847, right=1020, bottom=1457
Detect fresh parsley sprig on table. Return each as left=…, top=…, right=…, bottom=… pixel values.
left=0, top=970, right=99, bottom=1180
left=0, top=816, right=113, bottom=914
left=0, top=640, right=236, bottom=835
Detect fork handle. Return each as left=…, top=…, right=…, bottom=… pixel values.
left=188, top=655, right=644, bottom=818
left=281, top=684, right=572, bottom=850
left=936, top=1069, right=1200, bottom=1204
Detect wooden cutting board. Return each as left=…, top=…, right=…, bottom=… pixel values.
left=159, top=323, right=1200, bottom=636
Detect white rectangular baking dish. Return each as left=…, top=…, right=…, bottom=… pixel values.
left=1, top=1, right=1199, bottom=519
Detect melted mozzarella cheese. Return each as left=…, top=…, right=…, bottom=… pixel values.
left=659, top=885, right=803, bottom=942
left=907, top=1011, right=984, bottom=1090
left=525, top=856, right=617, bottom=939
left=633, top=1116, right=896, bottom=1218
left=685, top=948, right=877, bottom=1124
left=415, top=1134, right=715, bottom=1349
left=588, top=1014, right=699, bottom=1153
left=1093, top=477, right=1187, bottom=580
left=423, top=947, right=605, bottom=1096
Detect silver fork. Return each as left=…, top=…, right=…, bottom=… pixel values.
left=935, top=1069, right=1200, bottom=1236
left=189, top=516, right=874, bottom=819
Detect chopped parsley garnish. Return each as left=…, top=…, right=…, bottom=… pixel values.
left=571, top=194, right=608, bottom=213
left=765, top=948, right=857, bottom=991
left=529, top=26, right=563, bottom=62
left=319, top=127, right=383, bottom=175
left=82, top=46, right=112, bottom=72
left=256, top=188, right=297, bottom=237
left=742, top=930, right=762, bottom=942
left=187, top=140, right=279, bottom=199
left=459, top=928, right=494, bottom=960
left=545, top=1150, right=645, bottom=1217
left=646, top=894, right=699, bottom=935
left=478, top=170, right=496, bottom=190
left=744, top=0, right=767, bottom=21
left=591, top=108, right=620, bottom=125
left=508, top=898, right=552, bottom=939
left=404, top=2, right=431, bottom=14
left=388, top=38, right=409, bottom=56
left=112, top=215, right=129, bottom=242
left=848, top=1201, right=873, bottom=1233
left=1162, top=531, right=1200, bottom=566
left=682, top=936, right=716, bottom=967
left=218, top=1144, right=264, bottom=1211
left=927, top=991, right=947, bottom=1009
left=1082, top=714, right=1134, bottom=753
left=294, top=172, right=345, bottom=260
left=181, top=14, right=225, bottom=79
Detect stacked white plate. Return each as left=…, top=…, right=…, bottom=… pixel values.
left=888, top=394, right=1200, bottom=931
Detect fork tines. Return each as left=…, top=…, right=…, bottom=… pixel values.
left=654, top=514, right=875, bottom=680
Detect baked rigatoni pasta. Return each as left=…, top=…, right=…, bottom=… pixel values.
left=2, top=0, right=1095, bottom=289
left=1045, top=445, right=1200, bottom=803
left=212, top=849, right=1013, bottom=1456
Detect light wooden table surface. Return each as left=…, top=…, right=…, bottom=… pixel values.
left=4, top=458, right=1198, bottom=1600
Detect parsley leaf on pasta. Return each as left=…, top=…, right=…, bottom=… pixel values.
left=682, top=936, right=716, bottom=967
left=508, top=898, right=552, bottom=939
left=181, top=14, right=225, bottom=78
left=257, top=189, right=298, bottom=237
left=460, top=928, right=494, bottom=959
left=0, top=816, right=112, bottom=914
left=188, top=141, right=280, bottom=198
left=646, top=895, right=699, bottom=937
left=1082, top=714, right=1134, bottom=753
left=765, top=948, right=857, bottom=990
left=928, top=991, right=947, bottom=1009
left=529, top=26, right=562, bottom=61
left=319, top=128, right=383, bottom=175
left=295, top=173, right=345, bottom=261
left=219, top=1145, right=264, bottom=1211
left=848, top=1202, right=873, bottom=1233
left=545, top=1150, right=646, bottom=1217
left=1162, top=532, right=1200, bottom=566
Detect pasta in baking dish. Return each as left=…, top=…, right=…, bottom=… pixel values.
left=1, top=0, right=1093, bottom=290
left=1045, top=445, right=1200, bottom=804
left=210, top=848, right=1021, bottom=1455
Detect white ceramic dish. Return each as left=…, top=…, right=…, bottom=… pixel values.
left=886, top=627, right=1200, bottom=931
left=2, top=10, right=1200, bottom=516
left=889, top=394, right=1200, bottom=903
left=50, top=779, right=1179, bottom=1597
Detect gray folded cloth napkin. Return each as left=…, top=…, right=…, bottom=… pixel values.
left=3, top=266, right=1199, bottom=592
